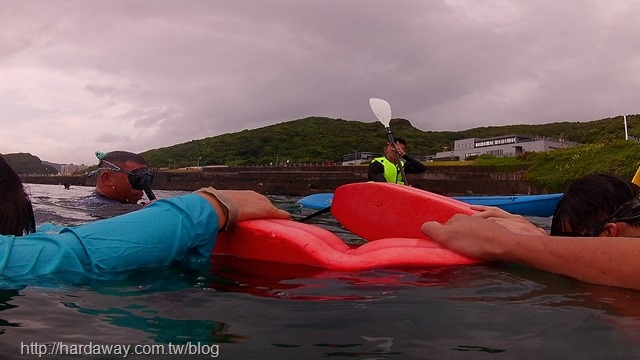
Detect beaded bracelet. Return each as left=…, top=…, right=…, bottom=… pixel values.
left=196, top=187, right=240, bottom=231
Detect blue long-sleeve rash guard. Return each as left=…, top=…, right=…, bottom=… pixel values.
left=0, top=193, right=219, bottom=280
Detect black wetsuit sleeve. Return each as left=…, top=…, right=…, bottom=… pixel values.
left=401, top=155, right=428, bottom=174
left=367, top=161, right=387, bottom=182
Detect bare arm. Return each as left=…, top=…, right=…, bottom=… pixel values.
left=421, top=214, right=640, bottom=289
left=470, top=205, right=547, bottom=235
left=196, top=189, right=290, bottom=230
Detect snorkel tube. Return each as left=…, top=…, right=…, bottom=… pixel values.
left=143, top=186, right=156, bottom=201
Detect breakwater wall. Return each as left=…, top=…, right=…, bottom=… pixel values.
left=21, top=165, right=546, bottom=196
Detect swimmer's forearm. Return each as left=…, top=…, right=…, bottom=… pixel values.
left=500, top=234, right=640, bottom=289
left=422, top=216, right=640, bottom=290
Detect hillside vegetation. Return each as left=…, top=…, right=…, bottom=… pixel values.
left=5, top=114, right=640, bottom=193
left=4, top=153, right=58, bottom=175
left=139, top=114, right=640, bottom=168
left=473, top=140, right=640, bottom=192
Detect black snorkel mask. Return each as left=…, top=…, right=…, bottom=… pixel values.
left=90, top=151, right=157, bottom=201
left=127, top=168, right=156, bottom=200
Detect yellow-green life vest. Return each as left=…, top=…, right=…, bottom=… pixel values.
left=372, top=156, right=406, bottom=185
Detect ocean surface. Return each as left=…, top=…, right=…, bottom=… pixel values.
left=1, top=183, right=640, bottom=359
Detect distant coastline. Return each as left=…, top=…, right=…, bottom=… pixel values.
left=21, top=165, right=543, bottom=196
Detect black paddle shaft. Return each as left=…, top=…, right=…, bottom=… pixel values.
left=385, top=127, right=409, bottom=186
left=297, top=206, right=331, bottom=222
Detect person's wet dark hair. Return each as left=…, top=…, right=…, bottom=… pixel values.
left=0, top=154, right=36, bottom=236
left=98, top=151, right=148, bottom=168
left=550, top=173, right=640, bottom=236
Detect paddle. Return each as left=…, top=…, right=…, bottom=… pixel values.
left=298, top=98, right=401, bottom=223
left=297, top=205, right=332, bottom=222
left=369, top=98, right=408, bottom=186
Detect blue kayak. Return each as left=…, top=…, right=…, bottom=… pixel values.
left=298, top=192, right=562, bottom=217
left=451, top=193, right=563, bottom=217
left=297, top=193, right=333, bottom=209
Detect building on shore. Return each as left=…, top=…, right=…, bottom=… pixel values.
left=434, top=134, right=579, bottom=161
left=60, top=163, right=88, bottom=175
left=341, top=151, right=379, bottom=165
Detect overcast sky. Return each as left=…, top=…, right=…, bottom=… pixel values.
left=1, top=0, right=639, bottom=165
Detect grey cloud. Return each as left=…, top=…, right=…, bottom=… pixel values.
left=1, top=0, right=639, bottom=164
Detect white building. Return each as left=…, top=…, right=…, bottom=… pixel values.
left=435, top=134, right=578, bottom=161
left=341, top=152, right=379, bottom=165
left=60, top=164, right=88, bottom=175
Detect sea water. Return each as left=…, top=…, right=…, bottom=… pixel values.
left=0, top=184, right=639, bottom=359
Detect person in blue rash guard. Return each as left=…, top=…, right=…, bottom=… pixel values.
left=0, top=154, right=290, bottom=280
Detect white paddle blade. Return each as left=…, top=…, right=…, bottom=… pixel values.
left=369, top=98, right=392, bottom=127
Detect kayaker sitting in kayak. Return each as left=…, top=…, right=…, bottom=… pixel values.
left=421, top=173, right=640, bottom=290
left=368, top=137, right=427, bottom=184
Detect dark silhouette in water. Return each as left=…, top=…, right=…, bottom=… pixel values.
left=0, top=154, right=36, bottom=235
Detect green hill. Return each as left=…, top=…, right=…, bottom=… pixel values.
left=6, top=114, right=640, bottom=186
left=4, top=153, right=59, bottom=175
left=140, top=114, right=640, bottom=168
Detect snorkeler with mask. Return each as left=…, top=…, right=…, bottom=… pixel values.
left=90, top=151, right=156, bottom=203
left=72, top=151, right=157, bottom=219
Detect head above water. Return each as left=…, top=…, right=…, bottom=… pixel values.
left=94, top=151, right=153, bottom=204
left=0, top=154, right=36, bottom=236
left=551, top=173, right=640, bottom=237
